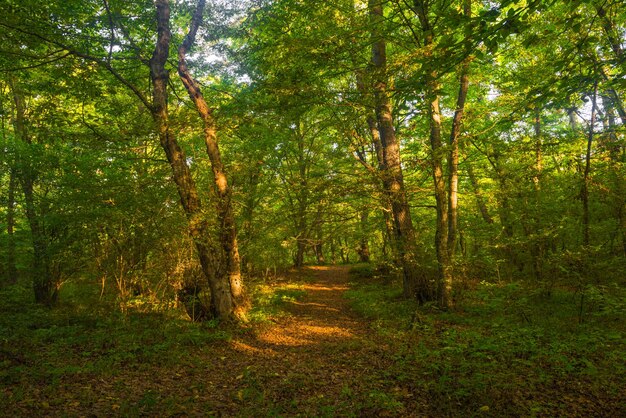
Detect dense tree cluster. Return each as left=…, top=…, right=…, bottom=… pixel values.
left=0, top=0, right=623, bottom=318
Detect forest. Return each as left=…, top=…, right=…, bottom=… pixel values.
left=0, top=0, right=624, bottom=416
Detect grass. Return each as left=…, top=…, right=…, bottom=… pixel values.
left=345, top=270, right=626, bottom=416
left=246, top=282, right=307, bottom=323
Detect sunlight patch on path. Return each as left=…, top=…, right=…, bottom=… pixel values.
left=298, top=324, right=353, bottom=337
left=230, top=340, right=277, bottom=356
left=288, top=301, right=341, bottom=312
left=256, top=323, right=355, bottom=347
left=232, top=265, right=364, bottom=351
left=257, top=331, right=310, bottom=347
left=301, top=284, right=348, bottom=292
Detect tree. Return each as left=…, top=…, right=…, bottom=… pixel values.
left=368, top=0, right=424, bottom=301
left=177, top=0, right=243, bottom=306
left=0, top=0, right=243, bottom=318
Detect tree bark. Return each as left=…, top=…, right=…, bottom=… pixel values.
left=291, top=118, right=309, bottom=268
left=519, top=108, right=545, bottom=283
left=313, top=203, right=325, bottom=264
left=491, top=151, right=522, bottom=273
left=441, top=0, right=472, bottom=307
left=428, top=87, right=451, bottom=306
left=240, top=162, right=261, bottom=272
left=446, top=64, right=468, bottom=259
left=416, top=0, right=452, bottom=307
left=151, top=0, right=234, bottom=319
left=595, top=3, right=624, bottom=63
left=466, top=158, right=494, bottom=224
left=6, top=168, right=17, bottom=285
left=295, top=239, right=306, bottom=268
left=369, top=0, right=424, bottom=301
left=604, top=97, right=626, bottom=257
left=315, top=237, right=325, bottom=265
left=10, top=81, right=57, bottom=305
left=446, top=0, right=471, bottom=261
left=358, top=210, right=371, bottom=263
left=178, top=0, right=243, bottom=305
left=582, top=82, right=598, bottom=247
left=355, top=71, right=397, bottom=263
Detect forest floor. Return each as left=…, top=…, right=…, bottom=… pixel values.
left=1, top=265, right=625, bottom=416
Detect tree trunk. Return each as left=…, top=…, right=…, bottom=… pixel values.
left=369, top=0, right=424, bottom=301
left=368, top=115, right=398, bottom=260
left=530, top=109, right=544, bottom=282
left=443, top=0, right=471, bottom=306
left=491, top=152, right=521, bottom=274
left=356, top=71, right=397, bottom=264
left=427, top=87, right=451, bottom=306
left=10, top=81, right=57, bottom=305
left=605, top=100, right=626, bottom=257
left=568, top=108, right=579, bottom=131
left=446, top=65, right=468, bottom=258
left=6, top=168, right=17, bottom=285
left=295, top=237, right=306, bottom=268
left=290, top=116, right=310, bottom=268
left=314, top=221, right=325, bottom=264
left=466, top=159, right=494, bottom=224
left=240, top=162, right=261, bottom=271
left=177, top=0, right=243, bottom=306
left=582, top=82, right=598, bottom=247
left=595, top=3, right=624, bottom=63
left=358, top=210, right=371, bottom=262
left=416, top=0, right=452, bottom=307
left=311, top=201, right=325, bottom=265
left=151, top=0, right=234, bottom=319
left=330, top=238, right=337, bottom=264
left=315, top=242, right=325, bottom=264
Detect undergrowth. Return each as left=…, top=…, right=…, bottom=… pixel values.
left=247, top=282, right=307, bottom=323
left=345, top=268, right=626, bottom=416
left=0, top=283, right=230, bottom=391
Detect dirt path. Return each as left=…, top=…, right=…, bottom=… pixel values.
left=16, top=265, right=412, bottom=417
left=202, top=265, right=404, bottom=416
left=162, top=264, right=415, bottom=416
left=251, top=265, right=374, bottom=349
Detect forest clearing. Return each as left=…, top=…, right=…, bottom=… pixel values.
left=0, top=0, right=625, bottom=416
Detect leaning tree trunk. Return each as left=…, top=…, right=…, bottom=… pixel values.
left=151, top=0, right=234, bottom=319
left=443, top=1, right=472, bottom=306
left=369, top=0, right=424, bottom=301
left=177, top=0, right=243, bottom=306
